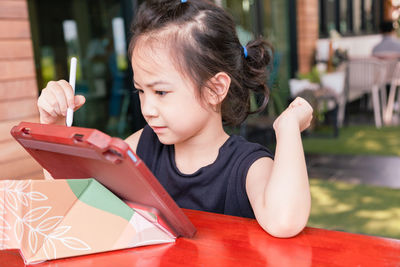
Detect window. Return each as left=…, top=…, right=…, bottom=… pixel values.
left=28, top=0, right=142, bottom=137
left=319, top=0, right=384, bottom=37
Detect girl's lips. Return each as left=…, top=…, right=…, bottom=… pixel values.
left=151, top=126, right=167, bottom=133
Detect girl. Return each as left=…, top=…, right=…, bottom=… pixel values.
left=37, top=0, right=313, bottom=238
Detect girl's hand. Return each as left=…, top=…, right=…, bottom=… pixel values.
left=273, top=97, right=313, bottom=133
left=37, top=80, right=86, bottom=124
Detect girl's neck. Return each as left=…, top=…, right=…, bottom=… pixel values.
left=173, top=123, right=229, bottom=175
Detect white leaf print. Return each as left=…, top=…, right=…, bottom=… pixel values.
left=23, top=206, right=51, bottom=222
left=0, top=181, right=6, bottom=191
left=0, top=215, right=11, bottom=229
left=6, top=192, right=18, bottom=210
left=16, top=180, right=31, bottom=191
left=29, top=229, right=38, bottom=253
left=49, top=226, right=71, bottom=238
left=17, top=192, right=29, bottom=207
left=14, top=219, right=24, bottom=243
left=27, top=191, right=48, bottom=201
left=0, top=229, right=10, bottom=241
left=43, top=238, right=56, bottom=260
left=61, top=237, right=91, bottom=251
left=37, top=216, right=63, bottom=232
left=5, top=181, right=15, bottom=189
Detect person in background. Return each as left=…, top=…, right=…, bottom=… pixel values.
left=372, top=20, right=400, bottom=58
left=37, top=0, right=313, bottom=238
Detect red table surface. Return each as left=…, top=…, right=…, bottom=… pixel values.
left=1, top=209, right=400, bottom=267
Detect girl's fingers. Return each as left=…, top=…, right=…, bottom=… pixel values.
left=58, top=79, right=76, bottom=109
left=39, top=109, right=56, bottom=124
left=38, top=97, right=58, bottom=118
left=74, top=95, right=86, bottom=110
left=47, top=88, right=63, bottom=116
left=289, top=97, right=303, bottom=108
left=50, top=83, right=69, bottom=116
left=40, top=82, right=61, bottom=115
left=38, top=79, right=84, bottom=125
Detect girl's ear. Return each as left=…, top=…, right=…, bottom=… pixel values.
left=205, top=72, right=231, bottom=106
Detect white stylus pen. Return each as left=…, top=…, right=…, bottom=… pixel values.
left=66, top=57, right=77, bottom=127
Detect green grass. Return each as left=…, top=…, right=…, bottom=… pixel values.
left=308, top=179, right=400, bottom=239
left=302, top=125, right=400, bottom=239
left=302, top=125, right=400, bottom=156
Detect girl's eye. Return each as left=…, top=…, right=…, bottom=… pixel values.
left=155, top=90, right=168, bottom=96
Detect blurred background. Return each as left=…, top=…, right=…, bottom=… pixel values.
left=0, top=0, right=399, bottom=239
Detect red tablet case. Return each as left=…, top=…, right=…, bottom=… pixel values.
left=10, top=122, right=196, bottom=238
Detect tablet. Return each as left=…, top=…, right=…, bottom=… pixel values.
left=11, top=122, right=196, bottom=238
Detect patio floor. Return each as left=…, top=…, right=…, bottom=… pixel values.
left=306, top=154, right=400, bottom=189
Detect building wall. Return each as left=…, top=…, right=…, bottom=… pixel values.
left=0, top=0, right=43, bottom=179
left=296, top=0, right=319, bottom=74
left=383, top=0, right=394, bottom=21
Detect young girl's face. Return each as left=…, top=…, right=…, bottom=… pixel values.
left=131, top=38, right=214, bottom=145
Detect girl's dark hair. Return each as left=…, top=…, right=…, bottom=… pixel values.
left=129, top=0, right=272, bottom=126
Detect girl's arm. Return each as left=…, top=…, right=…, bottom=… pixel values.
left=246, top=97, right=313, bottom=238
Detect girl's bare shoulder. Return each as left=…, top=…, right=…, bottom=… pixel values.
left=124, top=128, right=144, bottom=153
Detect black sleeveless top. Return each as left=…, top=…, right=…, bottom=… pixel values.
left=136, top=125, right=273, bottom=218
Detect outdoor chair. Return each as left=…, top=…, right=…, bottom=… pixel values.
left=380, top=58, right=398, bottom=108
left=384, top=61, right=400, bottom=125
left=338, top=58, right=387, bottom=128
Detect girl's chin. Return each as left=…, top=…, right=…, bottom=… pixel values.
left=154, top=129, right=193, bottom=145
left=155, top=133, right=175, bottom=145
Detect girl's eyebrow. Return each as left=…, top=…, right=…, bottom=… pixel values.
left=134, top=80, right=170, bottom=88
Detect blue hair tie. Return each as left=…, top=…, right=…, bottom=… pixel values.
left=242, top=45, right=248, bottom=58
left=181, top=0, right=187, bottom=3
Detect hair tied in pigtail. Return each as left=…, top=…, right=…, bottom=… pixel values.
left=242, top=45, right=248, bottom=59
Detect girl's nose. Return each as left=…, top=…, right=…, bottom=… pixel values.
left=140, top=97, right=158, bottom=118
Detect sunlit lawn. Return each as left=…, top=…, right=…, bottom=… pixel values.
left=303, top=125, right=400, bottom=239
left=302, top=125, right=400, bottom=156
left=308, top=179, right=400, bottom=239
